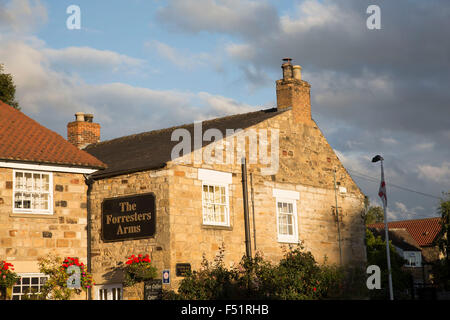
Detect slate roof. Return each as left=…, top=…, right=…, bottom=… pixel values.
left=84, top=107, right=288, bottom=179
left=368, top=217, right=443, bottom=247
left=0, top=100, right=106, bottom=169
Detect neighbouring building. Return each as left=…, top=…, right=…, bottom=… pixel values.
left=80, top=59, right=368, bottom=299
left=0, top=101, right=106, bottom=299
left=368, top=217, right=443, bottom=287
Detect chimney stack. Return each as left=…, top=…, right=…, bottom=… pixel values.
left=67, top=112, right=100, bottom=149
left=276, top=58, right=311, bottom=123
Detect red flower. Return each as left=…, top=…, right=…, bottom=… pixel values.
left=313, top=287, right=317, bottom=292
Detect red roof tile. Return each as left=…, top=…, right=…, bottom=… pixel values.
left=0, top=100, right=106, bottom=169
left=368, top=217, right=443, bottom=247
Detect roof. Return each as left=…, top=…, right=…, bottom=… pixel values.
left=84, top=107, right=288, bottom=179
left=369, top=227, right=422, bottom=252
left=0, top=100, right=106, bottom=169
left=368, top=217, right=443, bottom=247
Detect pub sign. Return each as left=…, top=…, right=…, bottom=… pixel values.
left=101, top=193, right=156, bottom=242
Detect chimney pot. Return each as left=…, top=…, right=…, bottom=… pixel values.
left=68, top=113, right=100, bottom=149
left=281, top=58, right=293, bottom=80
left=75, top=112, right=85, bottom=122
left=276, top=58, right=311, bottom=123
left=293, top=65, right=302, bottom=81
left=84, top=113, right=94, bottom=123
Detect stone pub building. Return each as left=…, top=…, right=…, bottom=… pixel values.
left=1, top=59, right=367, bottom=299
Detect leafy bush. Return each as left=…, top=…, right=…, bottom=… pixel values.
left=365, top=228, right=413, bottom=299
left=37, top=254, right=94, bottom=300
left=167, top=244, right=344, bottom=300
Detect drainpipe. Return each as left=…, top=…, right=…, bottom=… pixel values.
left=83, top=174, right=94, bottom=300
left=241, top=157, right=252, bottom=259
left=250, top=172, right=256, bottom=252
left=333, top=168, right=343, bottom=266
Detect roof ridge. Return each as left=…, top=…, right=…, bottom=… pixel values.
left=368, top=216, right=441, bottom=226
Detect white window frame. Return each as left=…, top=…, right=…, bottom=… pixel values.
left=198, top=168, right=232, bottom=227
left=405, top=251, right=422, bottom=268
left=273, top=188, right=299, bottom=244
left=12, top=169, right=53, bottom=215
left=95, top=284, right=123, bottom=300
left=11, top=273, right=48, bottom=300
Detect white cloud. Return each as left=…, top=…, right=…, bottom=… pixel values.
left=413, top=142, right=435, bottom=151
left=156, top=0, right=279, bottom=38
left=196, top=91, right=256, bottom=118
left=0, top=0, right=47, bottom=33
left=225, top=43, right=256, bottom=61
left=381, top=137, right=398, bottom=145
left=280, top=0, right=354, bottom=34
left=0, top=37, right=258, bottom=140
left=386, top=201, right=427, bottom=221
left=42, top=47, right=147, bottom=74
left=417, top=162, right=450, bottom=185
left=145, top=40, right=212, bottom=70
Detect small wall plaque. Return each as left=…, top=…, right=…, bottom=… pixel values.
left=176, top=263, right=191, bottom=277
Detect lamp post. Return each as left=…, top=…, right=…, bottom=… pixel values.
left=372, top=155, right=394, bottom=300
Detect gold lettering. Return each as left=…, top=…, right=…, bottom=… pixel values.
left=119, top=201, right=137, bottom=212
left=106, top=215, right=112, bottom=224
left=117, top=224, right=124, bottom=235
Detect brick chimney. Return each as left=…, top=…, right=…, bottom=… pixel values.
left=67, top=112, right=100, bottom=149
left=276, top=58, right=311, bottom=123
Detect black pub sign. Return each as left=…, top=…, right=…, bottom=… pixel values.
left=101, top=193, right=156, bottom=242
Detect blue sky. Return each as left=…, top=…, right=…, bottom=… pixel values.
left=0, top=0, right=449, bottom=221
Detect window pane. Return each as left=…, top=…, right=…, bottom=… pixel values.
left=22, top=193, right=31, bottom=209
left=25, top=173, right=33, bottom=191
left=22, top=278, right=30, bottom=285
left=15, top=172, right=23, bottom=189
left=288, top=203, right=293, bottom=213
left=14, top=192, right=23, bottom=209
left=33, top=174, right=41, bottom=192
left=43, top=174, right=50, bottom=192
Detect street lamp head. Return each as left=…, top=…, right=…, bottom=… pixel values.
left=371, top=155, right=384, bottom=163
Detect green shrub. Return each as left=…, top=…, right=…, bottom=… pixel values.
left=168, top=244, right=344, bottom=300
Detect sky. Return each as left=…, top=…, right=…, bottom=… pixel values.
left=0, top=0, right=449, bottom=221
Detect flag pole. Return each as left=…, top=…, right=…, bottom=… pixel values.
left=372, top=155, right=394, bottom=300
left=380, top=159, right=394, bottom=300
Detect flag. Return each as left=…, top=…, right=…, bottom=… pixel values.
left=378, top=164, right=387, bottom=207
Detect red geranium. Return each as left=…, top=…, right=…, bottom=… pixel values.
left=125, top=254, right=151, bottom=265
left=123, top=254, right=156, bottom=286
left=60, top=257, right=94, bottom=290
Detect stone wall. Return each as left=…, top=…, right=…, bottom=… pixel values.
left=0, top=167, right=88, bottom=277
left=164, top=108, right=366, bottom=289
left=88, top=107, right=367, bottom=295
left=88, top=170, right=171, bottom=294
